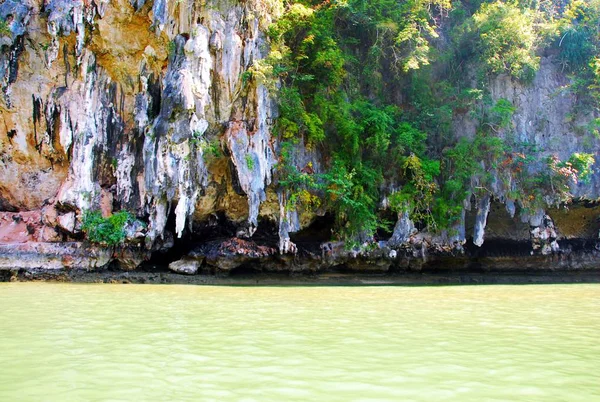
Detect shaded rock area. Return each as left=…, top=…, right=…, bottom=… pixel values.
left=0, top=200, right=599, bottom=278
left=4, top=253, right=600, bottom=285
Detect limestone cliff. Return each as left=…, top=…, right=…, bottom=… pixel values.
left=0, top=0, right=598, bottom=275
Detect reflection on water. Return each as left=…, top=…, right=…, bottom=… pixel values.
left=0, top=283, right=599, bottom=401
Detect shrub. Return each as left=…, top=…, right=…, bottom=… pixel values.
left=0, top=19, right=10, bottom=37
left=82, top=210, right=133, bottom=246
left=472, top=1, right=540, bottom=80
left=564, top=152, right=595, bottom=184
left=557, top=0, right=600, bottom=73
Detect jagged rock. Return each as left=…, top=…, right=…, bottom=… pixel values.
left=0, top=1, right=30, bottom=39
left=0, top=0, right=597, bottom=275
left=0, top=211, right=62, bottom=243
left=0, top=242, right=112, bottom=270
left=169, top=258, right=202, bottom=275
left=531, top=214, right=559, bottom=255
left=191, top=237, right=277, bottom=271
left=57, top=212, right=76, bottom=234
left=473, top=195, right=492, bottom=247
left=388, top=209, right=416, bottom=247
left=113, top=247, right=150, bottom=271
left=124, top=220, right=147, bottom=242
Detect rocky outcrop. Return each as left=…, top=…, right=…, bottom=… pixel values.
left=0, top=0, right=597, bottom=274
left=0, top=242, right=112, bottom=270
left=450, top=57, right=600, bottom=248
left=0, top=0, right=284, bottom=270
left=168, top=257, right=201, bottom=275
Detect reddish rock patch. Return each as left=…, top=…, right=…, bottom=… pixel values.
left=0, top=211, right=61, bottom=243
left=218, top=238, right=277, bottom=257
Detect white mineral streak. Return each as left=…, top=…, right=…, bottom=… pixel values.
left=141, top=4, right=269, bottom=242
left=45, top=0, right=104, bottom=65
left=225, top=88, right=277, bottom=233
left=186, top=25, right=212, bottom=118
left=216, top=11, right=244, bottom=119
left=143, top=26, right=211, bottom=241
left=134, top=76, right=150, bottom=131
left=473, top=194, right=491, bottom=247
left=57, top=52, right=111, bottom=211
left=144, top=134, right=208, bottom=240
left=115, top=146, right=135, bottom=204
left=278, top=192, right=299, bottom=254
left=217, top=10, right=278, bottom=235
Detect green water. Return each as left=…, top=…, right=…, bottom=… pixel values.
left=0, top=284, right=599, bottom=401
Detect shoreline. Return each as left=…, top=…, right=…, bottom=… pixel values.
left=3, top=268, right=600, bottom=286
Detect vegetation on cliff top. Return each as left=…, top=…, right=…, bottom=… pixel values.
left=246, top=0, right=598, bottom=242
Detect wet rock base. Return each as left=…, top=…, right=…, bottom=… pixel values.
left=2, top=245, right=600, bottom=286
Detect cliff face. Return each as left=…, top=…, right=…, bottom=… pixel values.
left=451, top=56, right=600, bottom=255
left=0, top=0, right=280, bottom=252
left=0, top=0, right=598, bottom=274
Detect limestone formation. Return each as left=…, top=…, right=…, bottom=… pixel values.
left=0, top=0, right=597, bottom=273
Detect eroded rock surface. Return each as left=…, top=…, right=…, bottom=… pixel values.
left=0, top=1, right=597, bottom=273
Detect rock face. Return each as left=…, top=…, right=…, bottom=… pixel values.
left=0, top=242, right=112, bottom=270
left=0, top=0, right=597, bottom=274
left=168, top=258, right=201, bottom=275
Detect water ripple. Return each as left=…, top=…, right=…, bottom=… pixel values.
left=0, top=283, right=599, bottom=401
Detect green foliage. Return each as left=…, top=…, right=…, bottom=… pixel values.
left=556, top=0, right=600, bottom=72
left=389, top=154, right=440, bottom=229
left=196, top=137, right=223, bottom=161
left=564, top=153, right=595, bottom=184
left=81, top=210, right=133, bottom=246
left=436, top=133, right=506, bottom=226
left=266, top=0, right=452, bottom=241
left=245, top=154, right=255, bottom=170
left=206, top=140, right=223, bottom=159
left=489, top=98, right=516, bottom=129
left=322, top=160, right=380, bottom=240
left=0, top=19, right=10, bottom=37
left=266, top=0, right=598, bottom=241
left=276, top=87, right=325, bottom=145
left=278, top=146, right=319, bottom=211
left=340, top=0, right=451, bottom=72
left=554, top=0, right=600, bottom=105
left=471, top=1, right=540, bottom=80
left=167, top=40, right=177, bottom=59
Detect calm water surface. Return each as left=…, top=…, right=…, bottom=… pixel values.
left=0, top=283, right=599, bottom=401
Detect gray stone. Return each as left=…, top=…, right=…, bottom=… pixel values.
left=169, top=258, right=201, bottom=275
left=57, top=212, right=76, bottom=234
left=473, top=195, right=491, bottom=247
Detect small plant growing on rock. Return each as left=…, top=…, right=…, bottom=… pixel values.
left=167, top=40, right=177, bottom=59
left=82, top=210, right=134, bottom=246
left=245, top=154, right=255, bottom=170
left=200, top=138, right=223, bottom=161
left=0, top=19, right=10, bottom=37
left=563, top=152, right=595, bottom=184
